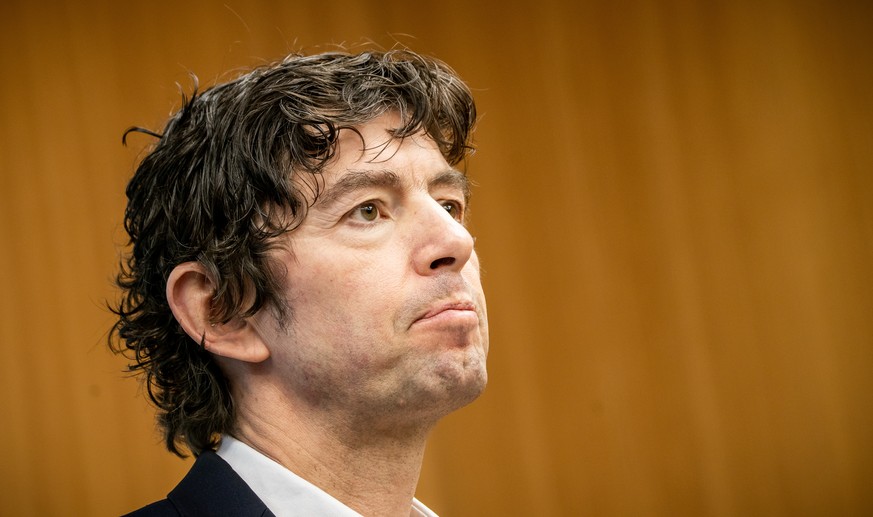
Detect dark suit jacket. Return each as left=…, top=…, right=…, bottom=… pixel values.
left=124, top=451, right=275, bottom=516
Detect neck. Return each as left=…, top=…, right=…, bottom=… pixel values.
left=232, top=388, right=433, bottom=517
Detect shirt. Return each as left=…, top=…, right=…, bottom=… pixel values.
left=217, top=435, right=438, bottom=517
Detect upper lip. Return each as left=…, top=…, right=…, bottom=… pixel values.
left=415, top=299, right=477, bottom=322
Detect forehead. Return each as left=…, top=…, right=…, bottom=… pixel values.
left=300, top=113, right=468, bottom=201
left=333, top=113, right=442, bottom=171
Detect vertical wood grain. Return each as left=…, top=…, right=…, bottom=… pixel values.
left=1, top=0, right=870, bottom=515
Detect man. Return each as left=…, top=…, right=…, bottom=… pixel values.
left=110, top=49, right=489, bottom=516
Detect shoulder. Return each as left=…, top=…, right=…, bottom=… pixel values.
left=122, top=498, right=179, bottom=516
left=121, top=451, right=273, bottom=517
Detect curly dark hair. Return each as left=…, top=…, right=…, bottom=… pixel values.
left=109, top=49, right=478, bottom=457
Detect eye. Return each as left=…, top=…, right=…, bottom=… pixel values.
left=441, top=201, right=464, bottom=222
left=351, top=202, right=380, bottom=222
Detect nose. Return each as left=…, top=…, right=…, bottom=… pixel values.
left=412, top=197, right=475, bottom=275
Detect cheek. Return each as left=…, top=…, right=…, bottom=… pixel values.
left=287, top=254, right=403, bottom=333
left=464, top=250, right=483, bottom=280
left=462, top=262, right=486, bottom=305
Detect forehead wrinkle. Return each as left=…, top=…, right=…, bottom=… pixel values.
left=314, top=169, right=402, bottom=210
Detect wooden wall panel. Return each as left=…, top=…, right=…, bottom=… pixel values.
left=1, top=0, right=871, bottom=515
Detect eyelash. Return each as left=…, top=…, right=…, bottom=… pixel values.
left=441, top=200, right=465, bottom=222
left=348, top=201, right=386, bottom=223
left=344, top=198, right=466, bottom=224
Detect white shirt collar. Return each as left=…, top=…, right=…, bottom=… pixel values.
left=216, top=435, right=438, bottom=517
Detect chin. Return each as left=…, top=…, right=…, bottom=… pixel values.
left=431, top=349, right=488, bottom=408
left=384, top=340, right=488, bottom=425
left=376, top=364, right=486, bottom=434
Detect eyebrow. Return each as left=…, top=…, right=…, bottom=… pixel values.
left=429, top=168, right=471, bottom=203
left=315, top=169, right=402, bottom=210
left=315, top=168, right=470, bottom=210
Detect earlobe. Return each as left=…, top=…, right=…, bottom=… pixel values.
left=166, top=262, right=271, bottom=364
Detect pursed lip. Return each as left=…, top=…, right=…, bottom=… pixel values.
left=412, top=299, right=478, bottom=325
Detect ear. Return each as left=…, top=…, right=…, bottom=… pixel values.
left=166, top=262, right=271, bottom=363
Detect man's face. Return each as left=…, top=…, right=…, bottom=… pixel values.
left=252, top=113, right=488, bottom=432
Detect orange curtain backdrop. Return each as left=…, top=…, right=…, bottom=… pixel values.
left=1, top=0, right=871, bottom=515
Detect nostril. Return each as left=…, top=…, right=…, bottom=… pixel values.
left=430, top=257, right=456, bottom=269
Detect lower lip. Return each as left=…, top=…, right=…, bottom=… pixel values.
left=414, top=309, right=479, bottom=328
